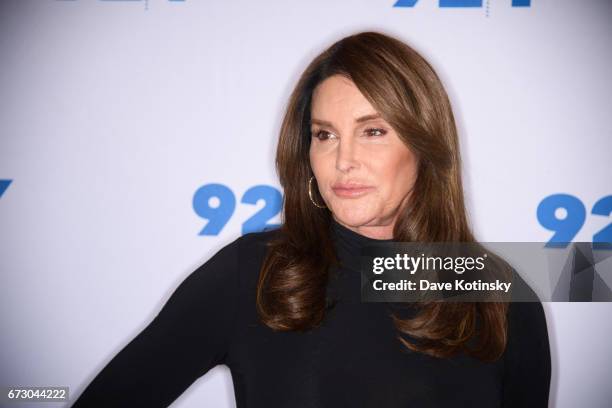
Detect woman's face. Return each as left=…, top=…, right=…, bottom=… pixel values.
left=309, top=74, right=418, bottom=239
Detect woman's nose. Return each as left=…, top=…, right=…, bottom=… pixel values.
left=335, top=139, right=359, bottom=172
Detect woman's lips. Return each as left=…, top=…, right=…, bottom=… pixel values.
left=332, top=185, right=374, bottom=198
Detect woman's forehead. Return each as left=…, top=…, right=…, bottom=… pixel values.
left=312, top=79, right=377, bottom=119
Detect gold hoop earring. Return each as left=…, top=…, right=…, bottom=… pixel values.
left=308, top=176, right=327, bottom=209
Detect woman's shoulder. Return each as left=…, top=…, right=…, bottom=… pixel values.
left=160, top=227, right=282, bottom=324
left=505, top=268, right=549, bottom=345
left=220, top=226, right=282, bottom=267
left=501, top=283, right=552, bottom=404
left=235, top=226, right=282, bottom=251
left=198, top=227, right=282, bottom=289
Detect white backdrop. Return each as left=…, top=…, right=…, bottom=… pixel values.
left=1, top=0, right=611, bottom=407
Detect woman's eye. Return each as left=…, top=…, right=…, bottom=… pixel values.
left=312, top=130, right=333, bottom=141
left=365, top=128, right=387, bottom=137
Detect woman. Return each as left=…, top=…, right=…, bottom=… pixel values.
left=72, top=30, right=551, bottom=407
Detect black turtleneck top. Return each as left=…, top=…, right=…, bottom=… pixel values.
left=71, top=219, right=551, bottom=407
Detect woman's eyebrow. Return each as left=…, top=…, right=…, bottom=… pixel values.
left=310, top=113, right=383, bottom=129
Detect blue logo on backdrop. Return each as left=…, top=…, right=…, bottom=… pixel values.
left=193, top=183, right=282, bottom=236
left=393, top=0, right=530, bottom=7
left=0, top=180, right=11, bottom=199
left=537, top=194, right=612, bottom=249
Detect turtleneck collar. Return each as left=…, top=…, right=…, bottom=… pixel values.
left=330, top=217, right=394, bottom=273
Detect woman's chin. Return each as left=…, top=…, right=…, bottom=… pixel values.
left=330, top=206, right=377, bottom=227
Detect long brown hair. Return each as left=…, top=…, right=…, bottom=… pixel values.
left=256, top=30, right=508, bottom=361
